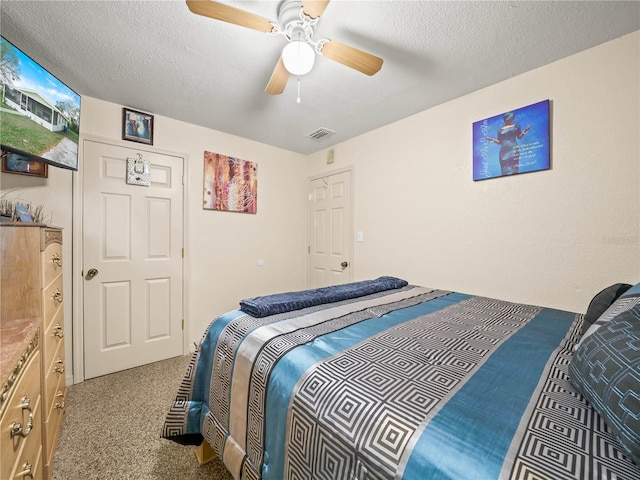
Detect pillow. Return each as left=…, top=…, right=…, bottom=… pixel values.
left=239, top=276, right=409, bottom=318
left=582, top=283, right=632, bottom=333
left=577, top=282, right=640, bottom=348
left=569, top=306, right=640, bottom=465
left=620, top=281, right=640, bottom=299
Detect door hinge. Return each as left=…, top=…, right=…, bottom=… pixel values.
left=182, top=319, right=184, bottom=330
left=182, top=248, right=184, bottom=258
left=308, top=245, right=311, bottom=254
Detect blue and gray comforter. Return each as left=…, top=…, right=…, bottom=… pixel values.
left=162, top=283, right=639, bottom=479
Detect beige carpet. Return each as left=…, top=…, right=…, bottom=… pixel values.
left=53, top=355, right=234, bottom=480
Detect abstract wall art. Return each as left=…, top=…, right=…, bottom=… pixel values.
left=203, top=151, right=257, bottom=213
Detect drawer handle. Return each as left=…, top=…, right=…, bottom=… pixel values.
left=10, top=412, right=33, bottom=438
left=54, top=357, right=65, bottom=374
left=51, top=253, right=62, bottom=267
left=15, top=461, right=33, bottom=478
left=52, top=289, right=63, bottom=303
left=55, top=392, right=65, bottom=409
left=53, top=323, right=64, bottom=338
left=18, top=395, right=32, bottom=411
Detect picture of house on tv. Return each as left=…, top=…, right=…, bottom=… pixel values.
left=0, top=36, right=81, bottom=170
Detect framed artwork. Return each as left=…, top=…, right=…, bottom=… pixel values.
left=1, top=151, right=48, bottom=177
left=203, top=151, right=257, bottom=213
left=15, top=203, right=33, bottom=222
left=122, top=108, right=154, bottom=145
left=473, top=99, right=550, bottom=181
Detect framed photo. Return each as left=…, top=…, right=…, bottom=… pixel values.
left=15, top=203, right=33, bottom=222
left=472, top=99, right=550, bottom=181
left=122, top=108, right=154, bottom=145
left=1, top=151, right=48, bottom=177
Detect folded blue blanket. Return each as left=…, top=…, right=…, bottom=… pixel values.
left=239, top=276, right=409, bottom=318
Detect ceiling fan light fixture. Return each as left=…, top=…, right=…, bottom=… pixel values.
left=281, top=40, right=315, bottom=76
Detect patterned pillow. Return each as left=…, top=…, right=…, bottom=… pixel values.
left=621, top=282, right=640, bottom=298
left=582, top=283, right=632, bottom=333
left=569, top=306, right=640, bottom=466
left=577, top=283, right=640, bottom=348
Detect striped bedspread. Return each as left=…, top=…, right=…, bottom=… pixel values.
left=162, top=285, right=640, bottom=479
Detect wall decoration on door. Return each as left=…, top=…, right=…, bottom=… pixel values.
left=473, top=99, right=550, bottom=181
left=126, top=153, right=151, bottom=186
left=203, top=151, right=257, bottom=213
left=122, top=108, right=154, bottom=145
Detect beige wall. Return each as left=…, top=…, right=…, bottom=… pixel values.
left=307, top=31, right=640, bottom=313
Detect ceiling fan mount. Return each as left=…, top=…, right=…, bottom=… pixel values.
left=276, top=0, right=316, bottom=37
left=185, top=0, right=383, bottom=95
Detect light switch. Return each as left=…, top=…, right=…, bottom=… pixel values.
left=356, top=231, right=364, bottom=242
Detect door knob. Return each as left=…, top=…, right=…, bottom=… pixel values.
left=86, top=268, right=99, bottom=279
left=341, top=261, right=349, bottom=269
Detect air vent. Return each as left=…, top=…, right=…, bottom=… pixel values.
left=306, top=127, right=335, bottom=140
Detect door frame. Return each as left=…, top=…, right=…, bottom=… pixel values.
left=71, top=134, right=190, bottom=384
left=306, top=166, right=355, bottom=288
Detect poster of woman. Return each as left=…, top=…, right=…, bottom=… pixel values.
left=473, top=100, right=550, bottom=181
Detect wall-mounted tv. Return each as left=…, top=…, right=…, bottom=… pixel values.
left=0, top=36, right=80, bottom=171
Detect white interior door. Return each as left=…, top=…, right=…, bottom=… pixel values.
left=82, top=140, right=184, bottom=379
left=307, top=170, right=353, bottom=288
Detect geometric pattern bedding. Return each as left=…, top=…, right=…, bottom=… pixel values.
left=569, top=303, right=640, bottom=466
left=162, top=285, right=640, bottom=479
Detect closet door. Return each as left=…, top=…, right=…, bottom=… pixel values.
left=307, top=169, right=353, bottom=288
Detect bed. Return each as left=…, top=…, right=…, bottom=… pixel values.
left=162, top=277, right=640, bottom=479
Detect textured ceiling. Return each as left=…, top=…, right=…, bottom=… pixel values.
left=1, top=1, right=638, bottom=154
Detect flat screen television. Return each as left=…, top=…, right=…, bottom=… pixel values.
left=0, top=35, right=80, bottom=171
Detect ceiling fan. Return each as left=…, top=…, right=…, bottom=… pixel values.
left=186, top=0, right=384, bottom=95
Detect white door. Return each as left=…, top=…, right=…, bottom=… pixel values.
left=307, top=170, right=353, bottom=288
left=82, top=140, right=184, bottom=379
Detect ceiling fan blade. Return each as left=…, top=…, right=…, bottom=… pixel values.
left=265, top=57, right=290, bottom=95
left=321, top=40, right=383, bottom=76
left=186, top=0, right=273, bottom=33
left=302, top=0, right=330, bottom=19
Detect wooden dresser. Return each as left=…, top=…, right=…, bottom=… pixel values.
left=1, top=224, right=66, bottom=480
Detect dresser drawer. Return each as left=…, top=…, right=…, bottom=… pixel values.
left=0, top=352, right=41, bottom=480
left=43, top=308, right=64, bottom=374
left=43, top=341, right=65, bottom=414
left=9, top=399, right=43, bottom=480
left=41, top=241, right=62, bottom=289
left=42, top=275, right=63, bottom=330
left=43, top=386, right=64, bottom=473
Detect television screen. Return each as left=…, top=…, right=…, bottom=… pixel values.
left=0, top=35, right=80, bottom=171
